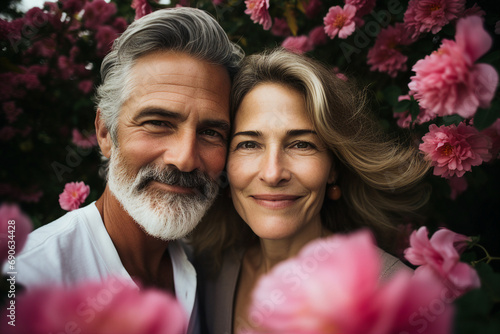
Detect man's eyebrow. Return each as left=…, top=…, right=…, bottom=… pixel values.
left=202, top=119, right=230, bottom=132
left=133, top=107, right=184, bottom=122
left=232, top=130, right=263, bottom=138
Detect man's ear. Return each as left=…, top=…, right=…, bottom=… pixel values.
left=95, top=109, right=112, bottom=158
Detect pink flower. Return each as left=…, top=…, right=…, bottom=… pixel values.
left=419, top=123, right=492, bottom=178
left=367, top=24, right=411, bottom=78
left=0, top=203, right=32, bottom=265
left=78, top=79, right=94, bottom=94
left=245, top=0, right=272, bottom=30
left=308, top=26, right=327, bottom=46
left=480, top=119, right=500, bottom=161
left=61, top=0, right=87, bottom=14
left=448, top=175, right=468, bottom=200
left=404, top=0, right=466, bottom=39
left=131, top=0, right=154, bottom=20
left=0, top=126, right=17, bottom=141
left=95, top=25, right=118, bottom=56
left=271, top=18, right=290, bottom=37
left=0, top=278, right=187, bottom=334
left=405, top=226, right=480, bottom=298
left=345, top=0, right=376, bottom=18
left=59, top=181, right=90, bottom=211
left=304, top=0, right=323, bottom=19
left=72, top=128, right=97, bottom=148
left=246, top=230, right=453, bottom=334
left=393, top=94, right=436, bottom=128
left=460, top=3, right=485, bottom=18
left=281, top=36, right=312, bottom=54
left=324, top=4, right=357, bottom=39
left=409, top=16, right=499, bottom=118
left=2, top=101, right=23, bottom=123
left=332, top=67, right=348, bottom=81
left=83, top=0, right=117, bottom=30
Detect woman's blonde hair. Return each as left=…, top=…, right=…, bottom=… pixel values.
left=190, top=48, right=430, bottom=268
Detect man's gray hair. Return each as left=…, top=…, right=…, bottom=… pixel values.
left=95, top=7, right=244, bottom=144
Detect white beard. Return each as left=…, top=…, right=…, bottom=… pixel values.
left=106, top=147, right=219, bottom=241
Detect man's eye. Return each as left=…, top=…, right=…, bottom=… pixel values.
left=144, top=120, right=169, bottom=127
left=201, top=129, right=221, bottom=137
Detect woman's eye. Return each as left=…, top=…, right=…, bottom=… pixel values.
left=292, top=141, right=315, bottom=149
left=236, top=141, right=259, bottom=150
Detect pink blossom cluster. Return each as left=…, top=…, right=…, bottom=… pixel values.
left=419, top=123, right=492, bottom=178
left=405, top=226, right=480, bottom=298
left=409, top=16, right=498, bottom=119
left=132, top=0, right=157, bottom=20
left=393, top=94, right=436, bottom=128
left=245, top=0, right=272, bottom=30
left=246, top=230, right=454, bottom=334
left=404, top=0, right=466, bottom=40
left=59, top=181, right=91, bottom=211
left=0, top=203, right=32, bottom=265
left=72, top=128, right=98, bottom=148
left=0, top=183, right=43, bottom=203
left=281, top=26, right=327, bottom=54
left=367, top=23, right=415, bottom=78
left=323, top=0, right=375, bottom=39
left=0, top=278, right=187, bottom=334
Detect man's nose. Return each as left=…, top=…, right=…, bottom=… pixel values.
left=164, top=130, right=202, bottom=173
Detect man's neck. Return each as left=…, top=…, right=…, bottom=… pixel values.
left=95, top=186, right=174, bottom=293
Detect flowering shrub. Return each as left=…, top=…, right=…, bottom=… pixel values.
left=1, top=0, right=499, bottom=331
left=0, top=278, right=188, bottom=334
left=246, top=230, right=455, bottom=334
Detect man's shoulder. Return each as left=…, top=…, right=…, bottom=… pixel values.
left=21, top=202, right=99, bottom=255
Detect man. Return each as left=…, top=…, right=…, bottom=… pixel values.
left=12, top=7, right=244, bottom=332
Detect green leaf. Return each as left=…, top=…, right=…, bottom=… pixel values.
left=476, top=262, right=500, bottom=301
left=382, top=85, right=402, bottom=106
left=394, top=99, right=411, bottom=113
left=409, top=100, right=420, bottom=121
left=473, top=101, right=500, bottom=131
left=443, top=115, right=464, bottom=126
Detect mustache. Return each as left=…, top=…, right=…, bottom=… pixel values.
left=136, top=166, right=218, bottom=198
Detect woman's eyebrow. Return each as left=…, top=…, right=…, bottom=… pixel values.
left=232, top=130, right=263, bottom=138
left=286, top=129, right=317, bottom=136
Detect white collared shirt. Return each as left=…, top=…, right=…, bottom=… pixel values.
left=4, top=202, right=198, bottom=332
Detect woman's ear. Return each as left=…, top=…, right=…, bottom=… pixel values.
left=328, top=168, right=337, bottom=184
left=95, top=109, right=112, bottom=158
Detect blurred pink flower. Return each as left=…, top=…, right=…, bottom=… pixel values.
left=132, top=0, right=154, bottom=20
left=308, top=26, right=327, bottom=46
left=332, top=67, right=348, bottom=81
left=0, top=126, right=17, bottom=141
left=213, top=0, right=225, bottom=5
left=59, top=181, right=90, bottom=211
left=95, top=25, right=118, bottom=56
left=367, top=24, right=410, bottom=78
left=281, top=35, right=312, bottom=54
left=0, top=278, right=187, bottom=334
left=245, top=0, right=272, bottom=30
left=409, top=16, right=498, bottom=118
left=480, top=119, right=500, bottom=161
left=0, top=203, right=32, bottom=265
left=346, top=0, right=376, bottom=18
left=448, top=175, right=468, bottom=200
left=271, top=17, right=290, bottom=37
left=61, top=0, right=87, bottom=14
left=3, top=101, right=23, bottom=123
left=113, top=17, right=128, bottom=33
left=83, top=0, right=117, bottom=30
left=78, top=80, right=94, bottom=94
left=404, top=0, right=466, bottom=39
left=304, top=0, right=323, bottom=19
left=405, top=226, right=480, bottom=298
left=324, top=5, right=357, bottom=39
left=460, top=3, right=485, bottom=18
left=246, top=230, right=453, bottom=334
left=72, top=128, right=97, bottom=148
left=419, top=123, right=492, bottom=178
left=393, top=94, right=436, bottom=128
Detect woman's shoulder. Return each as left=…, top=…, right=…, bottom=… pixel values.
left=377, top=248, right=413, bottom=282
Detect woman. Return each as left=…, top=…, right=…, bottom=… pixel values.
left=191, top=48, right=430, bottom=334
